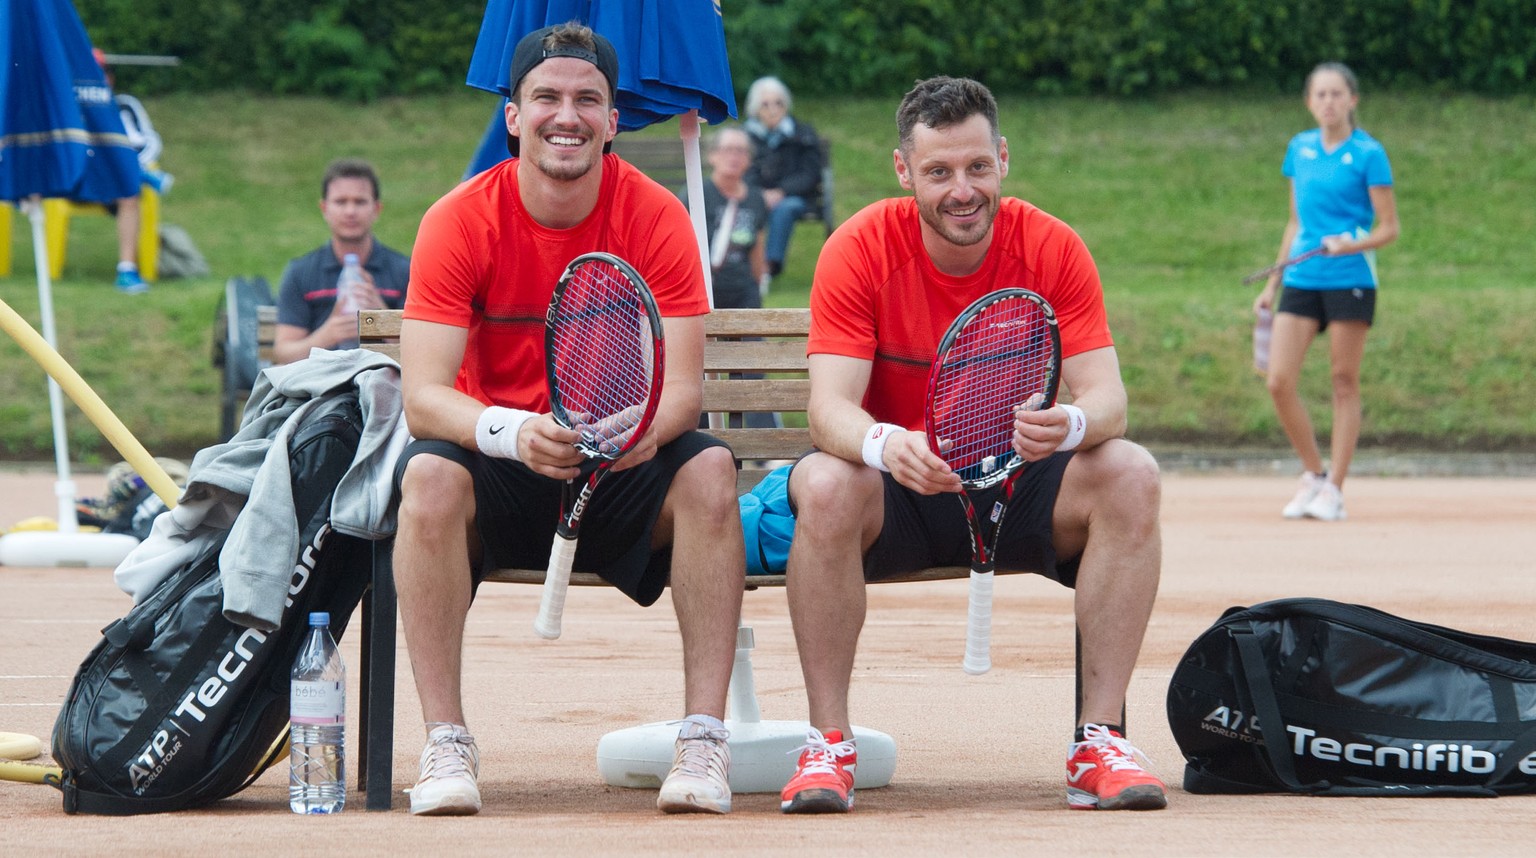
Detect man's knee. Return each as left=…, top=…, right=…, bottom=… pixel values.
left=672, top=445, right=739, bottom=521
left=790, top=455, right=881, bottom=532
left=1071, top=441, right=1161, bottom=516
left=398, top=453, right=474, bottom=526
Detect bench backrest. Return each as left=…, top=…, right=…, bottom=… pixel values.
left=358, top=307, right=811, bottom=490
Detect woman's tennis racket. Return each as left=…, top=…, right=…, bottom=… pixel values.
left=925, top=289, right=1062, bottom=675
left=1241, top=247, right=1326, bottom=285
left=533, top=252, right=665, bottom=640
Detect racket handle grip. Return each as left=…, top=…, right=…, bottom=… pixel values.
left=963, top=569, right=994, bottom=675
left=534, top=535, right=577, bottom=640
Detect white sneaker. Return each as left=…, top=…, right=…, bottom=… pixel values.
left=1303, top=481, right=1347, bottom=521
left=408, top=723, right=481, bottom=816
left=1282, top=471, right=1327, bottom=519
left=657, top=721, right=732, bottom=814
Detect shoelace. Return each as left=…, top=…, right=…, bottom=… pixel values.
left=670, top=724, right=730, bottom=781
left=421, top=723, right=479, bottom=780
left=788, top=727, right=856, bottom=776
left=1075, top=724, right=1150, bottom=772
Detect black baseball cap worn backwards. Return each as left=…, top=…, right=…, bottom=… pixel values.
left=506, top=23, right=620, bottom=157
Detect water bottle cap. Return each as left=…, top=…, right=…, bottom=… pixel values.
left=309, top=611, right=330, bottom=626
left=343, top=253, right=359, bottom=266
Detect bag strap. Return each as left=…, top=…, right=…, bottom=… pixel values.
left=59, top=771, right=204, bottom=816
left=1486, top=722, right=1536, bottom=790
left=1231, top=626, right=1323, bottom=792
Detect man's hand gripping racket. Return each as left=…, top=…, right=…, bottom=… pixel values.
left=534, top=252, right=665, bottom=640
left=925, top=289, right=1061, bottom=675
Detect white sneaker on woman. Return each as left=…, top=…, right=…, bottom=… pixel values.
left=1303, top=481, right=1347, bottom=521
left=1282, top=471, right=1327, bottom=519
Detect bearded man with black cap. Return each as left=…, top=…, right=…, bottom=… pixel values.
left=393, top=21, right=744, bottom=817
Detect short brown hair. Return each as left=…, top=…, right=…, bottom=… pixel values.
left=321, top=158, right=380, bottom=201
left=895, top=76, right=1000, bottom=156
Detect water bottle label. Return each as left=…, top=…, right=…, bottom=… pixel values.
left=290, top=679, right=344, bottom=724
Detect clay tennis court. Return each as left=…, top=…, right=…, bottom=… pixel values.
left=2, top=464, right=1533, bottom=855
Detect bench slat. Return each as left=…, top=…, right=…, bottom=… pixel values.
left=481, top=565, right=978, bottom=587
left=704, top=339, right=808, bottom=372
left=358, top=307, right=813, bottom=342
left=703, top=378, right=810, bottom=412
left=704, top=427, right=810, bottom=459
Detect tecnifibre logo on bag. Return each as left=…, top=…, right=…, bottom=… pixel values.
left=1286, top=725, right=1536, bottom=777
left=124, top=524, right=330, bottom=795
left=1203, top=706, right=1536, bottom=779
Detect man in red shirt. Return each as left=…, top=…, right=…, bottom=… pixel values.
left=778, top=76, right=1167, bottom=813
left=393, top=23, right=743, bottom=817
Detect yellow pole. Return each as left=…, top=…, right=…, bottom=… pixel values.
left=0, top=297, right=180, bottom=509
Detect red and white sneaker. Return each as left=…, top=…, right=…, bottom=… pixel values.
left=1065, top=724, right=1168, bottom=811
left=780, top=727, right=857, bottom=813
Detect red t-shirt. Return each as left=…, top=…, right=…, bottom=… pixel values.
left=809, top=197, right=1112, bottom=430
left=406, top=155, right=708, bottom=409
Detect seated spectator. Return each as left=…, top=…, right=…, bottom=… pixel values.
left=743, top=76, right=824, bottom=290
left=691, top=127, right=769, bottom=309
left=273, top=158, right=410, bottom=364
left=684, top=126, right=778, bottom=430
left=91, top=49, right=173, bottom=294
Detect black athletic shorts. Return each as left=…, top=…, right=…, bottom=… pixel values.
left=392, top=431, right=729, bottom=607
left=790, top=450, right=1081, bottom=588
left=1277, top=286, right=1376, bottom=331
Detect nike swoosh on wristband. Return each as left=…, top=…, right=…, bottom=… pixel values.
left=1067, top=762, right=1096, bottom=783
left=488, top=425, right=505, bottom=435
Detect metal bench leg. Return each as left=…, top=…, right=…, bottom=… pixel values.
left=361, top=537, right=397, bottom=810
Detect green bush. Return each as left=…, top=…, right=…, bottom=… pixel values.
left=76, top=0, right=1536, bottom=99
left=274, top=10, right=392, bottom=102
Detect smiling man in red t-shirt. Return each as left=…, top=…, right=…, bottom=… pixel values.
left=778, top=76, right=1167, bottom=814
left=392, top=23, right=743, bottom=818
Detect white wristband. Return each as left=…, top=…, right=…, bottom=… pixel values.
left=1057, top=404, right=1087, bottom=452
left=475, top=406, right=538, bottom=461
left=861, top=423, right=904, bottom=472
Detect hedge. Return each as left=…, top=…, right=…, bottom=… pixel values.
left=77, top=0, right=1535, bottom=99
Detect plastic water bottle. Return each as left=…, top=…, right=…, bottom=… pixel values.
left=290, top=611, right=345, bottom=814
left=335, top=253, right=366, bottom=318
left=1252, top=308, right=1273, bottom=373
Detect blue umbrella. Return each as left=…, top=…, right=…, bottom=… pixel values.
left=466, top=0, right=735, bottom=132
left=463, top=0, right=737, bottom=305
left=0, top=0, right=140, bottom=202
left=0, top=0, right=142, bottom=541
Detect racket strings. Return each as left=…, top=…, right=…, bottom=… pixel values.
left=929, top=298, right=1056, bottom=482
left=550, top=263, right=658, bottom=454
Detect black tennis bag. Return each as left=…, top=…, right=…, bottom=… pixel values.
left=49, top=394, right=374, bottom=814
left=1167, top=598, right=1536, bottom=796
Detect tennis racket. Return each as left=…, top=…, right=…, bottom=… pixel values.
left=533, top=252, right=665, bottom=640
left=1241, top=247, right=1327, bottom=285
left=925, top=289, right=1062, bottom=676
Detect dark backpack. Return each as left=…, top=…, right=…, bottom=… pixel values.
left=1167, top=597, right=1536, bottom=796
left=49, top=394, right=374, bottom=814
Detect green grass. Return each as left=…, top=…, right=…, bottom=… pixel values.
left=3, top=89, right=1534, bottom=461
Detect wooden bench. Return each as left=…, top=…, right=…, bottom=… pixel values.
left=350, top=307, right=1099, bottom=810
left=612, top=134, right=837, bottom=236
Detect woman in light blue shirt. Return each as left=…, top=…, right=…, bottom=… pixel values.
left=1254, top=62, right=1400, bottom=522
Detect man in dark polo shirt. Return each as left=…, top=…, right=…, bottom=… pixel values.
left=273, top=158, right=411, bottom=363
